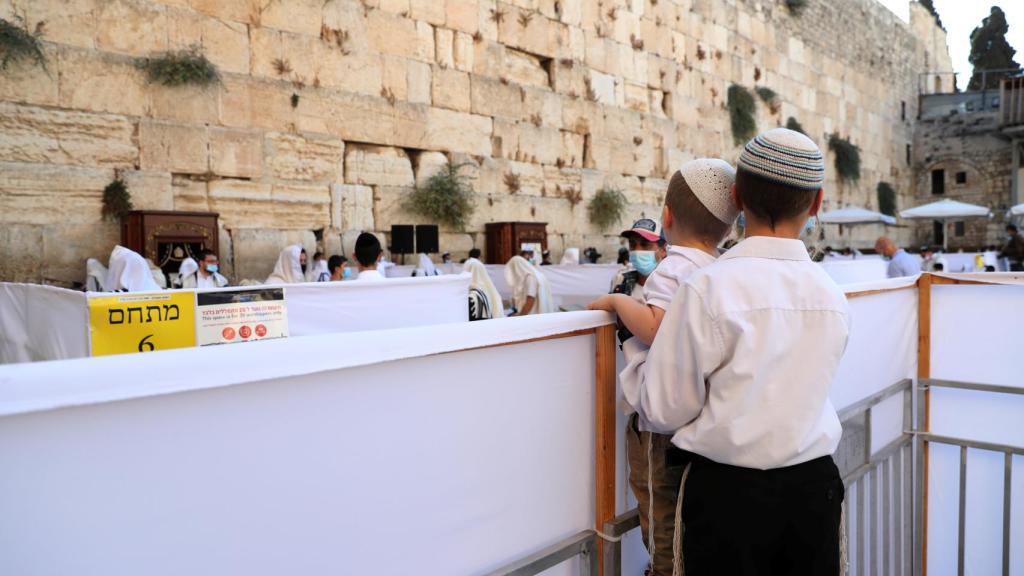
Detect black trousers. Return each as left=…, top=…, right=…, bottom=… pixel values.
left=682, top=455, right=844, bottom=576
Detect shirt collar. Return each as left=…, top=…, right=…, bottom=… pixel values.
left=668, top=245, right=718, bottom=264
left=719, top=236, right=811, bottom=262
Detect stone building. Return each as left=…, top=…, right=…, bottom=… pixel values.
left=0, top=0, right=952, bottom=284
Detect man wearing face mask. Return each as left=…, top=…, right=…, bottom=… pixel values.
left=181, top=249, right=230, bottom=289
left=611, top=218, right=663, bottom=303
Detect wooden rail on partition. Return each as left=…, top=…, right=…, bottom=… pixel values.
left=594, top=324, right=617, bottom=576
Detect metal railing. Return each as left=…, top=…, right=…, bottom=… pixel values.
left=489, top=377, right=1022, bottom=576
left=1001, top=75, right=1024, bottom=128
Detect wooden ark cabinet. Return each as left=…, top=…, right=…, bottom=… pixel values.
left=121, top=211, right=219, bottom=278
left=485, top=222, right=548, bottom=264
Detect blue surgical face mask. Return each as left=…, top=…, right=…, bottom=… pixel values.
left=342, top=267, right=353, bottom=279
left=630, top=250, right=657, bottom=276
left=206, top=264, right=218, bottom=274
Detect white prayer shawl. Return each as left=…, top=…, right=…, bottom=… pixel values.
left=306, top=258, right=330, bottom=282
left=504, top=256, right=555, bottom=315
left=415, top=253, right=440, bottom=276
left=463, top=258, right=505, bottom=318
left=560, top=248, right=580, bottom=265
left=105, top=246, right=161, bottom=293
left=176, top=257, right=198, bottom=288
left=266, top=245, right=306, bottom=284
left=86, top=258, right=108, bottom=292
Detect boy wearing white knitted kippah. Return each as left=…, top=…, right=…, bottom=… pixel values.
left=621, top=129, right=850, bottom=575
left=588, top=158, right=738, bottom=576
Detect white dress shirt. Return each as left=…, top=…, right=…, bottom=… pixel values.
left=642, top=246, right=717, bottom=311
left=354, top=269, right=385, bottom=282
left=620, top=236, right=850, bottom=470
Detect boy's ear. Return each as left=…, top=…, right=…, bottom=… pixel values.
left=808, top=189, right=824, bottom=216
left=661, top=204, right=673, bottom=231
left=731, top=184, right=744, bottom=211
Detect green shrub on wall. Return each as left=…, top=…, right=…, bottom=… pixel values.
left=0, top=17, right=47, bottom=71
left=727, top=84, right=757, bottom=146
left=828, top=133, right=861, bottom=182
left=102, top=178, right=133, bottom=222
left=138, top=47, right=220, bottom=87
left=403, top=163, right=475, bottom=230
left=785, top=116, right=806, bottom=135
left=877, top=182, right=897, bottom=216
left=786, top=0, right=808, bottom=16
left=587, top=186, right=627, bottom=231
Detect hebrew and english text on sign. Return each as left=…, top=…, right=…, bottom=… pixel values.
left=196, top=288, right=288, bottom=346
left=88, top=292, right=197, bottom=356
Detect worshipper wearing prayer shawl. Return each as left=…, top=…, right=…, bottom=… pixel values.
left=175, top=256, right=198, bottom=289
left=588, top=159, right=738, bottom=576
left=105, top=245, right=161, bottom=292
left=466, top=247, right=483, bottom=264
left=352, top=233, right=386, bottom=282
left=412, top=253, right=441, bottom=277
left=305, top=251, right=330, bottom=282
left=620, top=128, right=850, bottom=575
left=266, top=245, right=307, bottom=284
left=504, top=255, right=555, bottom=315
left=180, top=249, right=229, bottom=289
left=463, top=258, right=504, bottom=320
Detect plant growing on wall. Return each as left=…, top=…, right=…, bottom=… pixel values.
left=727, top=84, right=757, bottom=146
left=0, top=16, right=47, bottom=71
left=102, top=177, right=133, bottom=222
left=828, top=133, right=861, bottom=182
left=587, top=186, right=627, bottom=231
left=785, top=0, right=807, bottom=16
left=785, top=116, right=806, bottom=135
left=877, top=182, right=897, bottom=216
left=403, top=163, right=475, bottom=230
left=138, top=46, right=220, bottom=87
left=755, top=86, right=781, bottom=114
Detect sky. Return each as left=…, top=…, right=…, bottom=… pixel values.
left=876, top=0, right=1024, bottom=91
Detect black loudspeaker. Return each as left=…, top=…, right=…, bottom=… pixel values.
left=415, top=225, right=439, bottom=254
left=390, top=225, right=414, bottom=254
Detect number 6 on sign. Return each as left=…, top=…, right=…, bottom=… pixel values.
left=138, top=334, right=155, bottom=352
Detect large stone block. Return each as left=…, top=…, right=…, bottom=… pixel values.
left=411, top=0, right=446, bottom=25
left=148, top=82, right=220, bottom=125
left=315, top=47, right=384, bottom=97
left=0, top=43, right=58, bottom=106
left=122, top=170, right=174, bottom=211
left=140, top=122, right=209, bottom=174
left=407, top=60, right=433, bottom=104
left=431, top=67, right=471, bottom=112
left=420, top=106, right=493, bottom=154
left=43, top=222, right=122, bottom=285
left=0, top=102, right=137, bottom=168
left=17, top=0, right=99, bottom=50
left=190, top=0, right=258, bottom=24
left=366, top=10, right=435, bottom=62
left=96, top=0, right=169, bottom=56
left=372, top=185, right=426, bottom=229
left=172, top=174, right=211, bottom=211
left=496, top=4, right=566, bottom=58
left=503, top=48, right=550, bottom=88
left=259, top=0, right=322, bottom=35
left=331, top=183, right=375, bottom=230
left=453, top=32, right=475, bottom=72
left=267, top=132, right=345, bottom=182
left=345, top=144, right=415, bottom=187
left=382, top=55, right=409, bottom=101
left=435, top=27, right=455, bottom=69
left=470, top=75, right=523, bottom=119
left=0, top=224, right=44, bottom=282
left=413, top=151, right=449, bottom=187
left=202, top=17, right=251, bottom=75
left=0, top=161, right=113, bottom=225
left=210, top=128, right=263, bottom=179
left=58, top=49, right=149, bottom=117
left=446, top=0, right=480, bottom=34
left=229, top=228, right=317, bottom=282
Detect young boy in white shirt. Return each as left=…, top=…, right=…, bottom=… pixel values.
left=621, top=128, right=850, bottom=575
left=589, top=158, right=738, bottom=576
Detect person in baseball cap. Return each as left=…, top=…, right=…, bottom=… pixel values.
left=620, top=128, right=850, bottom=575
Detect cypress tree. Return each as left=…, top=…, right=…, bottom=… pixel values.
left=967, top=6, right=1021, bottom=91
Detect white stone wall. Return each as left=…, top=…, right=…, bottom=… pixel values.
left=0, top=0, right=952, bottom=283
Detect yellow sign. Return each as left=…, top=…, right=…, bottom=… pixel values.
left=88, top=292, right=197, bottom=357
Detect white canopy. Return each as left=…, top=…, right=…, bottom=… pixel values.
left=899, top=199, right=991, bottom=220
left=1008, top=203, right=1024, bottom=217
left=818, top=206, right=897, bottom=225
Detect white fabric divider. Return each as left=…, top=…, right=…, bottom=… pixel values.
left=0, top=312, right=615, bottom=576
left=0, top=284, right=89, bottom=363
left=938, top=251, right=1002, bottom=272
left=927, top=283, right=1024, bottom=576
left=0, top=275, right=471, bottom=364
left=820, top=258, right=889, bottom=284
left=277, top=273, right=470, bottom=335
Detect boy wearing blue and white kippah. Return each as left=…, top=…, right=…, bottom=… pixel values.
left=620, top=128, right=851, bottom=575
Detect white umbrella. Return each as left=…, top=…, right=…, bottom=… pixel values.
left=899, top=199, right=992, bottom=249
left=1008, top=203, right=1024, bottom=218
left=818, top=206, right=897, bottom=225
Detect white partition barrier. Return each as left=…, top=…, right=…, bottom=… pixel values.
left=0, top=275, right=470, bottom=364
left=0, top=312, right=615, bottom=576
left=820, top=258, right=890, bottom=284
left=926, top=282, right=1024, bottom=576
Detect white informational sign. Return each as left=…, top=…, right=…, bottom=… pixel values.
left=196, top=288, right=288, bottom=346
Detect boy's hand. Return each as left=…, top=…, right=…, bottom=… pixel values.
left=588, top=295, right=616, bottom=312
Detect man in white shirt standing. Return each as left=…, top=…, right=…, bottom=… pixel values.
left=621, top=128, right=850, bottom=575
left=181, top=249, right=229, bottom=289
left=351, top=232, right=386, bottom=282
